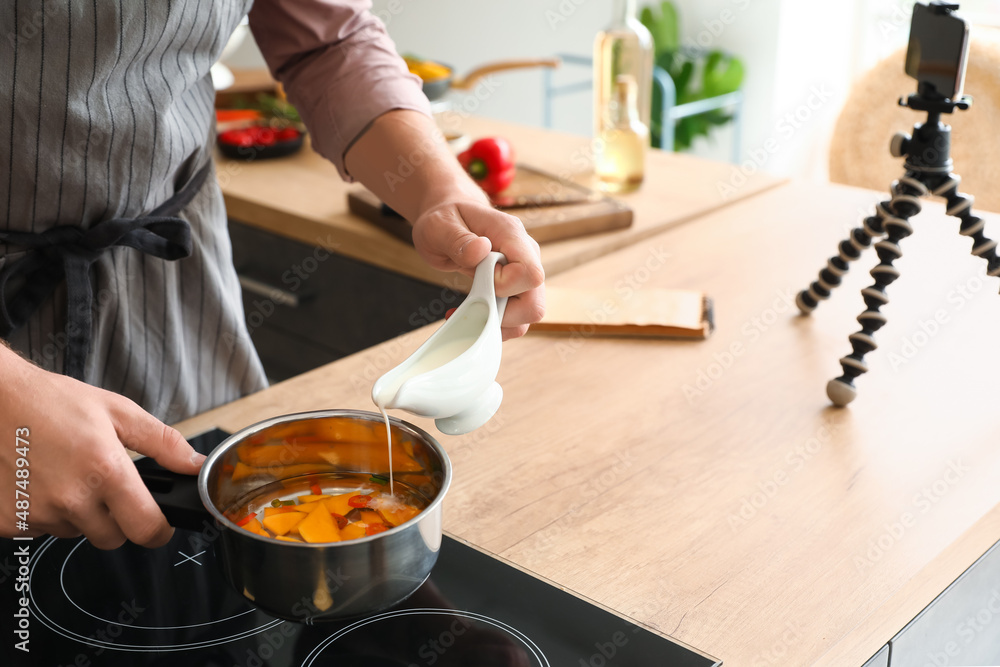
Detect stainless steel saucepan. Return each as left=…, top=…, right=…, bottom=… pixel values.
left=140, top=409, right=451, bottom=623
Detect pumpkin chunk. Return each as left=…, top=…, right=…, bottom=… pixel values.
left=263, top=506, right=302, bottom=517
left=295, top=500, right=323, bottom=514
left=297, top=503, right=342, bottom=543
left=241, top=518, right=267, bottom=536
left=323, top=493, right=359, bottom=517
left=339, top=523, right=366, bottom=541
left=262, top=512, right=306, bottom=536
left=378, top=504, right=420, bottom=526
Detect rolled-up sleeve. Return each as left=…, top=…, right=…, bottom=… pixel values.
left=248, top=0, right=431, bottom=181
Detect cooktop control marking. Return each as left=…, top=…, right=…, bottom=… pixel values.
left=174, top=550, right=206, bottom=567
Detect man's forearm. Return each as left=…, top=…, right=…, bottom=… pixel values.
left=344, top=110, right=487, bottom=222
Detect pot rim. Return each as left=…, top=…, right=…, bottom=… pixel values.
left=197, top=408, right=452, bottom=546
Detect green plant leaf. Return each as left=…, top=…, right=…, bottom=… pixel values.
left=675, top=117, right=694, bottom=150
left=654, top=51, right=675, bottom=80
left=642, top=1, right=744, bottom=152
left=701, top=51, right=744, bottom=98
left=674, top=59, right=695, bottom=101
left=640, top=2, right=680, bottom=54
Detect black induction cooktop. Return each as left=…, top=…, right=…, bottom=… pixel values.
left=2, top=429, right=719, bottom=666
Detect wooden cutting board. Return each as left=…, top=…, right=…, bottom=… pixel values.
left=346, top=165, right=633, bottom=244
left=532, top=286, right=714, bottom=339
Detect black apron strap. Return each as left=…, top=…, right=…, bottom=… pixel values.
left=0, top=162, right=210, bottom=379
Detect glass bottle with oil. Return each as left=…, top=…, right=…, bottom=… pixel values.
left=595, top=74, right=649, bottom=192
left=593, top=0, right=653, bottom=193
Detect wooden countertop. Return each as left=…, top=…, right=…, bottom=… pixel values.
left=215, top=115, right=784, bottom=289
left=178, top=180, right=1000, bottom=665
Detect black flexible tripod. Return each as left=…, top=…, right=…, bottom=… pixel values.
left=796, top=86, right=999, bottom=406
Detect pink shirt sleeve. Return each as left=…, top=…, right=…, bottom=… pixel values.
left=248, top=0, right=432, bottom=181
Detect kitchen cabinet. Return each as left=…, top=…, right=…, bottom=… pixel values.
left=889, top=539, right=1000, bottom=667
left=228, top=219, right=461, bottom=382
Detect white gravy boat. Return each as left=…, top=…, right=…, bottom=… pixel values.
left=372, top=252, right=508, bottom=435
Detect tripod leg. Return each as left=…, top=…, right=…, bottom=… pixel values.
left=827, top=176, right=927, bottom=406
left=795, top=206, right=889, bottom=314
left=932, top=174, right=1000, bottom=283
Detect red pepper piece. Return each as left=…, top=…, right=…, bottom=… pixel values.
left=365, top=523, right=388, bottom=536
left=309, top=483, right=323, bottom=496
left=275, top=127, right=300, bottom=142
left=348, top=494, right=372, bottom=508
left=251, top=126, right=276, bottom=146
left=457, top=137, right=516, bottom=196
left=235, top=512, right=256, bottom=527
left=218, top=129, right=254, bottom=147
left=216, top=109, right=262, bottom=124
left=331, top=513, right=348, bottom=530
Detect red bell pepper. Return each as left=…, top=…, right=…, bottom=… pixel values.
left=348, top=494, right=372, bottom=508
left=235, top=512, right=256, bottom=527
left=458, top=137, right=516, bottom=196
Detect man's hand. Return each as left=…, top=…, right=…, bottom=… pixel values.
left=344, top=110, right=545, bottom=338
left=412, top=200, right=544, bottom=340
left=0, top=346, right=205, bottom=549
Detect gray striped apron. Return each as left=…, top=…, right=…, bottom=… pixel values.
left=0, top=0, right=268, bottom=425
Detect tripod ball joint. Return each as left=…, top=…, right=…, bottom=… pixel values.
left=890, top=132, right=911, bottom=158
left=826, top=378, right=858, bottom=407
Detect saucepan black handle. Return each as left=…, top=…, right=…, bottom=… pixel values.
left=136, top=461, right=213, bottom=531
left=134, top=429, right=230, bottom=532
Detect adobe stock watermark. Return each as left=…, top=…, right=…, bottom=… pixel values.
left=748, top=621, right=804, bottom=667
left=727, top=418, right=841, bottom=532
left=532, top=448, right=637, bottom=552
left=577, top=626, right=643, bottom=667
left=215, top=125, right=300, bottom=189
left=921, top=587, right=1000, bottom=667
left=554, top=244, right=672, bottom=362
left=717, top=84, right=835, bottom=201
left=887, top=263, right=995, bottom=371
left=350, top=328, right=427, bottom=394
left=875, top=0, right=915, bottom=41
left=235, top=567, right=352, bottom=667
left=383, top=77, right=503, bottom=193
left=372, top=0, right=405, bottom=29
left=5, top=0, right=61, bottom=49
left=854, top=459, right=969, bottom=574
left=25, top=285, right=115, bottom=368
left=572, top=578, right=690, bottom=666
left=449, top=410, right=507, bottom=463
left=407, top=280, right=465, bottom=329
left=223, top=232, right=343, bottom=352
left=348, top=277, right=467, bottom=394
left=42, top=598, right=147, bottom=664
left=682, top=288, right=797, bottom=403
left=685, top=0, right=753, bottom=50
left=410, top=615, right=476, bottom=665
left=545, top=0, right=592, bottom=31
